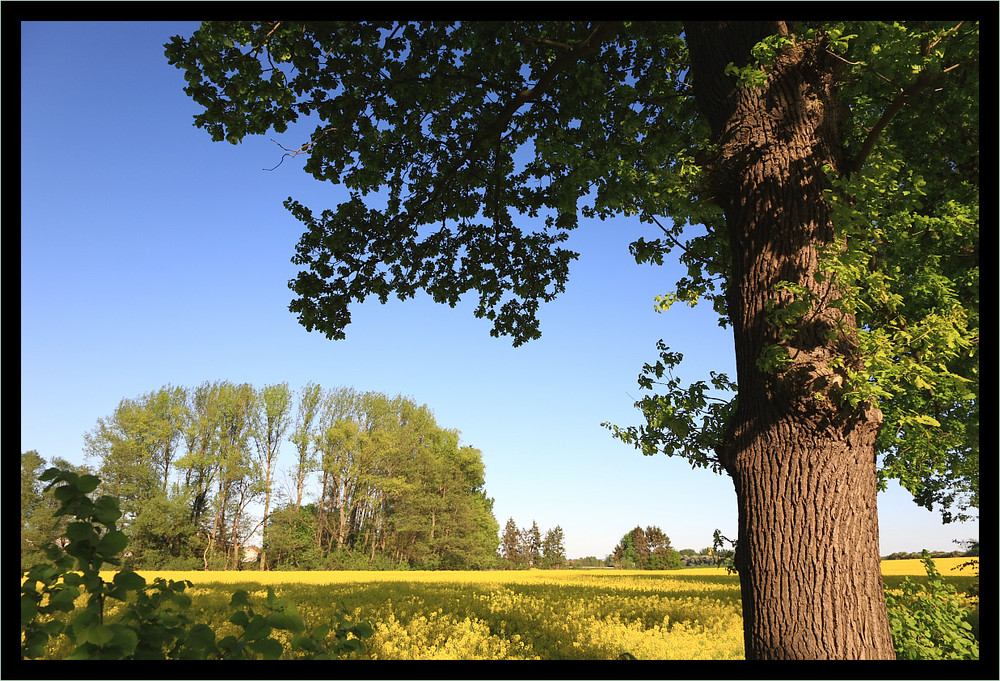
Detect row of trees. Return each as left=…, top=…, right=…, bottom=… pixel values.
left=22, top=382, right=500, bottom=571
left=269, top=384, right=500, bottom=570
left=499, top=519, right=566, bottom=569
left=676, top=548, right=720, bottom=568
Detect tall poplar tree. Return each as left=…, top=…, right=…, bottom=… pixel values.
left=168, top=20, right=978, bottom=659
left=290, top=381, right=323, bottom=511
left=249, top=382, right=293, bottom=569
left=145, top=385, right=189, bottom=492
left=177, top=380, right=226, bottom=528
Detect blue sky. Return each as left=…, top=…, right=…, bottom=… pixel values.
left=21, top=21, right=978, bottom=559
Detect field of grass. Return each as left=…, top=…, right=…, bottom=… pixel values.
left=31, top=559, right=978, bottom=660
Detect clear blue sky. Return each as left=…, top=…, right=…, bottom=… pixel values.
left=20, top=21, right=978, bottom=559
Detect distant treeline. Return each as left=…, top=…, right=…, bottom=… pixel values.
left=568, top=547, right=718, bottom=569
left=21, top=382, right=500, bottom=571
left=882, top=544, right=978, bottom=561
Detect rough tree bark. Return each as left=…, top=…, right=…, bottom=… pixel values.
left=685, top=21, right=896, bottom=659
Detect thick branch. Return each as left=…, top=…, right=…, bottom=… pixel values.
left=848, top=72, right=936, bottom=174
left=519, top=36, right=575, bottom=52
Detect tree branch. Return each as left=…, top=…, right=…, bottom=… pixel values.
left=848, top=55, right=976, bottom=175
left=847, top=72, right=937, bottom=175
left=924, top=21, right=964, bottom=55
left=264, top=127, right=337, bottom=171
left=519, top=36, right=575, bottom=52
left=844, top=21, right=975, bottom=176
left=239, top=21, right=283, bottom=60
left=647, top=213, right=716, bottom=268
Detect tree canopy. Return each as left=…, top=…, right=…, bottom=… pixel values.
left=166, top=20, right=977, bottom=522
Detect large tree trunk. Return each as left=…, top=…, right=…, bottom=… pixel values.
left=685, top=21, right=895, bottom=659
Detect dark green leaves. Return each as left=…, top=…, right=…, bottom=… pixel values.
left=76, top=474, right=101, bottom=494
left=97, top=530, right=128, bottom=558
left=92, top=495, right=122, bottom=526
left=112, top=569, right=147, bottom=592
left=213, top=586, right=366, bottom=659
left=164, top=22, right=302, bottom=145
left=168, top=22, right=699, bottom=346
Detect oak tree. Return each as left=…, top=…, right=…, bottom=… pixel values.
left=289, top=381, right=323, bottom=511
left=249, top=382, right=294, bottom=569
left=167, top=20, right=979, bottom=659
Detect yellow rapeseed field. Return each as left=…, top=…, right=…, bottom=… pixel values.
left=92, top=568, right=745, bottom=660
left=104, top=557, right=970, bottom=586
left=33, top=559, right=975, bottom=660
left=877, top=556, right=973, bottom=576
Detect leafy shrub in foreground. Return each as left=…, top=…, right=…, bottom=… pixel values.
left=20, top=467, right=372, bottom=660
left=884, top=551, right=979, bottom=660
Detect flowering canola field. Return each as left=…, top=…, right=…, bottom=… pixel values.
left=109, top=568, right=746, bottom=660
left=876, top=556, right=971, bottom=576
left=75, top=559, right=972, bottom=660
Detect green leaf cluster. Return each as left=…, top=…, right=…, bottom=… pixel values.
left=815, top=20, right=979, bottom=520
left=723, top=33, right=796, bottom=90
left=603, top=341, right=735, bottom=473
left=167, top=22, right=720, bottom=345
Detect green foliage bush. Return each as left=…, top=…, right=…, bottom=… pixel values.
left=20, top=467, right=373, bottom=660
left=884, top=551, right=979, bottom=660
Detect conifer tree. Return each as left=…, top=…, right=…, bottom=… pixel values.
left=500, top=517, right=523, bottom=568
left=541, top=525, right=566, bottom=569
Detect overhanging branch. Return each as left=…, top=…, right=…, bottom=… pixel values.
left=847, top=72, right=937, bottom=175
